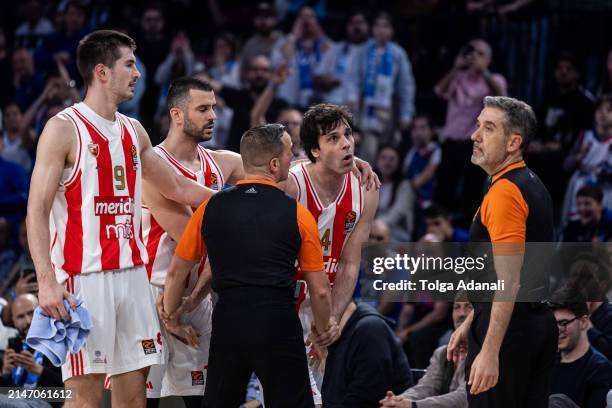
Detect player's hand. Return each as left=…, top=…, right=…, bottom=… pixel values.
left=468, top=348, right=499, bottom=395
left=165, top=319, right=200, bottom=348
left=353, top=157, right=380, bottom=191
left=306, top=339, right=327, bottom=371
left=447, top=318, right=469, bottom=364
left=38, top=277, right=75, bottom=321
left=379, top=391, right=411, bottom=407
left=156, top=293, right=170, bottom=322
left=177, top=295, right=199, bottom=315
left=311, top=317, right=341, bottom=347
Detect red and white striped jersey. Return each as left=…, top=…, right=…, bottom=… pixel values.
left=50, top=102, right=148, bottom=282
left=142, top=145, right=225, bottom=287
left=290, top=163, right=363, bottom=284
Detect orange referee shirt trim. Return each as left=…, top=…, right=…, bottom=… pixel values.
left=481, top=161, right=528, bottom=255
left=174, top=179, right=325, bottom=272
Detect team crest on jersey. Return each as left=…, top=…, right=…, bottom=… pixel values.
left=88, top=143, right=99, bottom=157
left=344, top=210, right=357, bottom=233
left=141, top=339, right=157, bottom=355
left=131, top=145, right=139, bottom=165
left=209, top=173, right=218, bottom=189
left=191, top=371, right=205, bottom=386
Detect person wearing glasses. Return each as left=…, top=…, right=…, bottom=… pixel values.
left=549, top=288, right=612, bottom=408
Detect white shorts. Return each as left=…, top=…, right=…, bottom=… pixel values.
left=146, top=285, right=212, bottom=398
left=61, top=266, right=164, bottom=381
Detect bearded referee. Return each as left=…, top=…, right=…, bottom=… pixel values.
left=447, top=96, right=558, bottom=408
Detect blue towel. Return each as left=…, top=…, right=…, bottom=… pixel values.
left=25, top=299, right=93, bottom=367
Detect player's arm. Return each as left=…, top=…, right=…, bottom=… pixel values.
left=27, top=117, right=76, bottom=320
left=134, top=120, right=216, bottom=207
left=333, top=186, right=379, bottom=322
left=210, top=149, right=245, bottom=185
left=142, top=179, right=192, bottom=242
left=164, top=202, right=209, bottom=317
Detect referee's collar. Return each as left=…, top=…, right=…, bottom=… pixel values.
left=236, top=179, right=279, bottom=188
left=491, top=160, right=526, bottom=184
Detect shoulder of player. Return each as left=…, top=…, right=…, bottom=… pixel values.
left=39, top=115, right=76, bottom=150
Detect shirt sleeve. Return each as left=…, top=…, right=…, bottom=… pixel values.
left=175, top=200, right=209, bottom=262
left=481, top=179, right=528, bottom=254
left=296, top=203, right=325, bottom=272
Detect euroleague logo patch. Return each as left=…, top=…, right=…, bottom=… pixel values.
left=141, top=339, right=157, bottom=355
left=131, top=145, right=139, bottom=165
left=344, top=210, right=357, bottom=233
left=191, top=371, right=205, bottom=386
left=209, top=173, right=219, bottom=190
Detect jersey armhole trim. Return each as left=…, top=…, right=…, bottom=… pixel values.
left=60, top=112, right=83, bottom=189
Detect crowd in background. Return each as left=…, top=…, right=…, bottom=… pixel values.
left=1, top=1, right=612, bottom=407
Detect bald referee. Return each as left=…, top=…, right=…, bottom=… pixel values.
left=163, top=124, right=334, bottom=407
left=447, top=96, right=558, bottom=408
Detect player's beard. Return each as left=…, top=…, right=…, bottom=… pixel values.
left=183, top=112, right=212, bottom=142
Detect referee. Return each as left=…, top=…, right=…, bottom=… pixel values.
left=447, top=96, right=558, bottom=407
left=164, top=124, right=334, bottom=407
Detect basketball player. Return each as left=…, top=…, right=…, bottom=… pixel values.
left=26, top=31, right=216, bottom=408
left=283, top=104, right=379, bottom=403
left=141, top=77, right=246, bottom=407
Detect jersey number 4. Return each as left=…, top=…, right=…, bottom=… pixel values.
left=321, top=228, right=331, bottom=252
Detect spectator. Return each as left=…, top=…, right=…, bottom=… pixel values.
left=588, top=299, right=612, bottom=362
left=135, top=4, right=171, bottom=137
left=314, top=9, right=369, bottom=106
left=154, top=31, right=196, bottom=120
left=14, top=0, right=54, bottom=49
left=277, top=108, right=306, bottom=159
left=0, top=298, right=18, bottom=351
left=422, top=204, right=469, bottom=242
left=240, top=2, right=283, bottom=65
left=216, top=55, right=288, bottom=152
left=0, top=29, right=12, bottom=107
left=597, top=47, right=612, bottom=97
left=208, top=32, right=241, bottom=89
left=380, top=296, right=472, bottom=408
left=562, top=93, right=612, bottom=220
left=35, top=1, right=88, bottom=88
left=0, top=220, right=35, bottom=301
left=0, top=294, right=63, bottom=400
left=530, top=53, right=596, bottom=216
left=271, top=6, right=333, bottom=108
left=561, top=185, right=612, bottom=242
left=0, top=218, right=18, bottom=285
left=550, top=289, right=612, bottom=408
left=1, top=103, right=34, bottom=172
left=434, top=38, right=506, bottom=226
left=0, top=158, right=28, bottom=232
left=11, top=48, right=45, bottom=111
left=321, top=301, right=413, bottom=407
left=349, top=11, right=415, bottom=163
left=375, top=145, right=414, bottom=241
left=403, top=115, right=441, bottom=239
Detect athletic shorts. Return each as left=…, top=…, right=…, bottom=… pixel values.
left=146, top=285, right=212, bottom=398
left=298, top=299, right=322, bottom=405
left=61, top=266, right=164, bottom=381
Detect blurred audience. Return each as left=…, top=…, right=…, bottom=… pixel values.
left=240, top=2, right=282, bottom=65
left=561, top=185, right=612, bottom=242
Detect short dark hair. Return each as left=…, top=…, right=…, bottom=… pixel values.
left=424, top=203, right=449, bottom=220
left=596, top=93, right=612, bottom=110
left=576, top=185, right=603, bottom=203
left=548, top=286, right=589, bottom=318
left=77, top=30, right=136, bottom=86
left=483, top=96, right=536, bottom=155
left=166, top=77, right=213, bottom=110
left=240, top=124, right=286, bottom=170
left=300, top=104, right=353, bottom=163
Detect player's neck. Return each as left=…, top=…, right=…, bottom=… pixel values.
left=308, top=163, right=345, bottom=202
left=162, top=129, right=200, bottom=165
left=83, top=91, right=118, bottom=122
